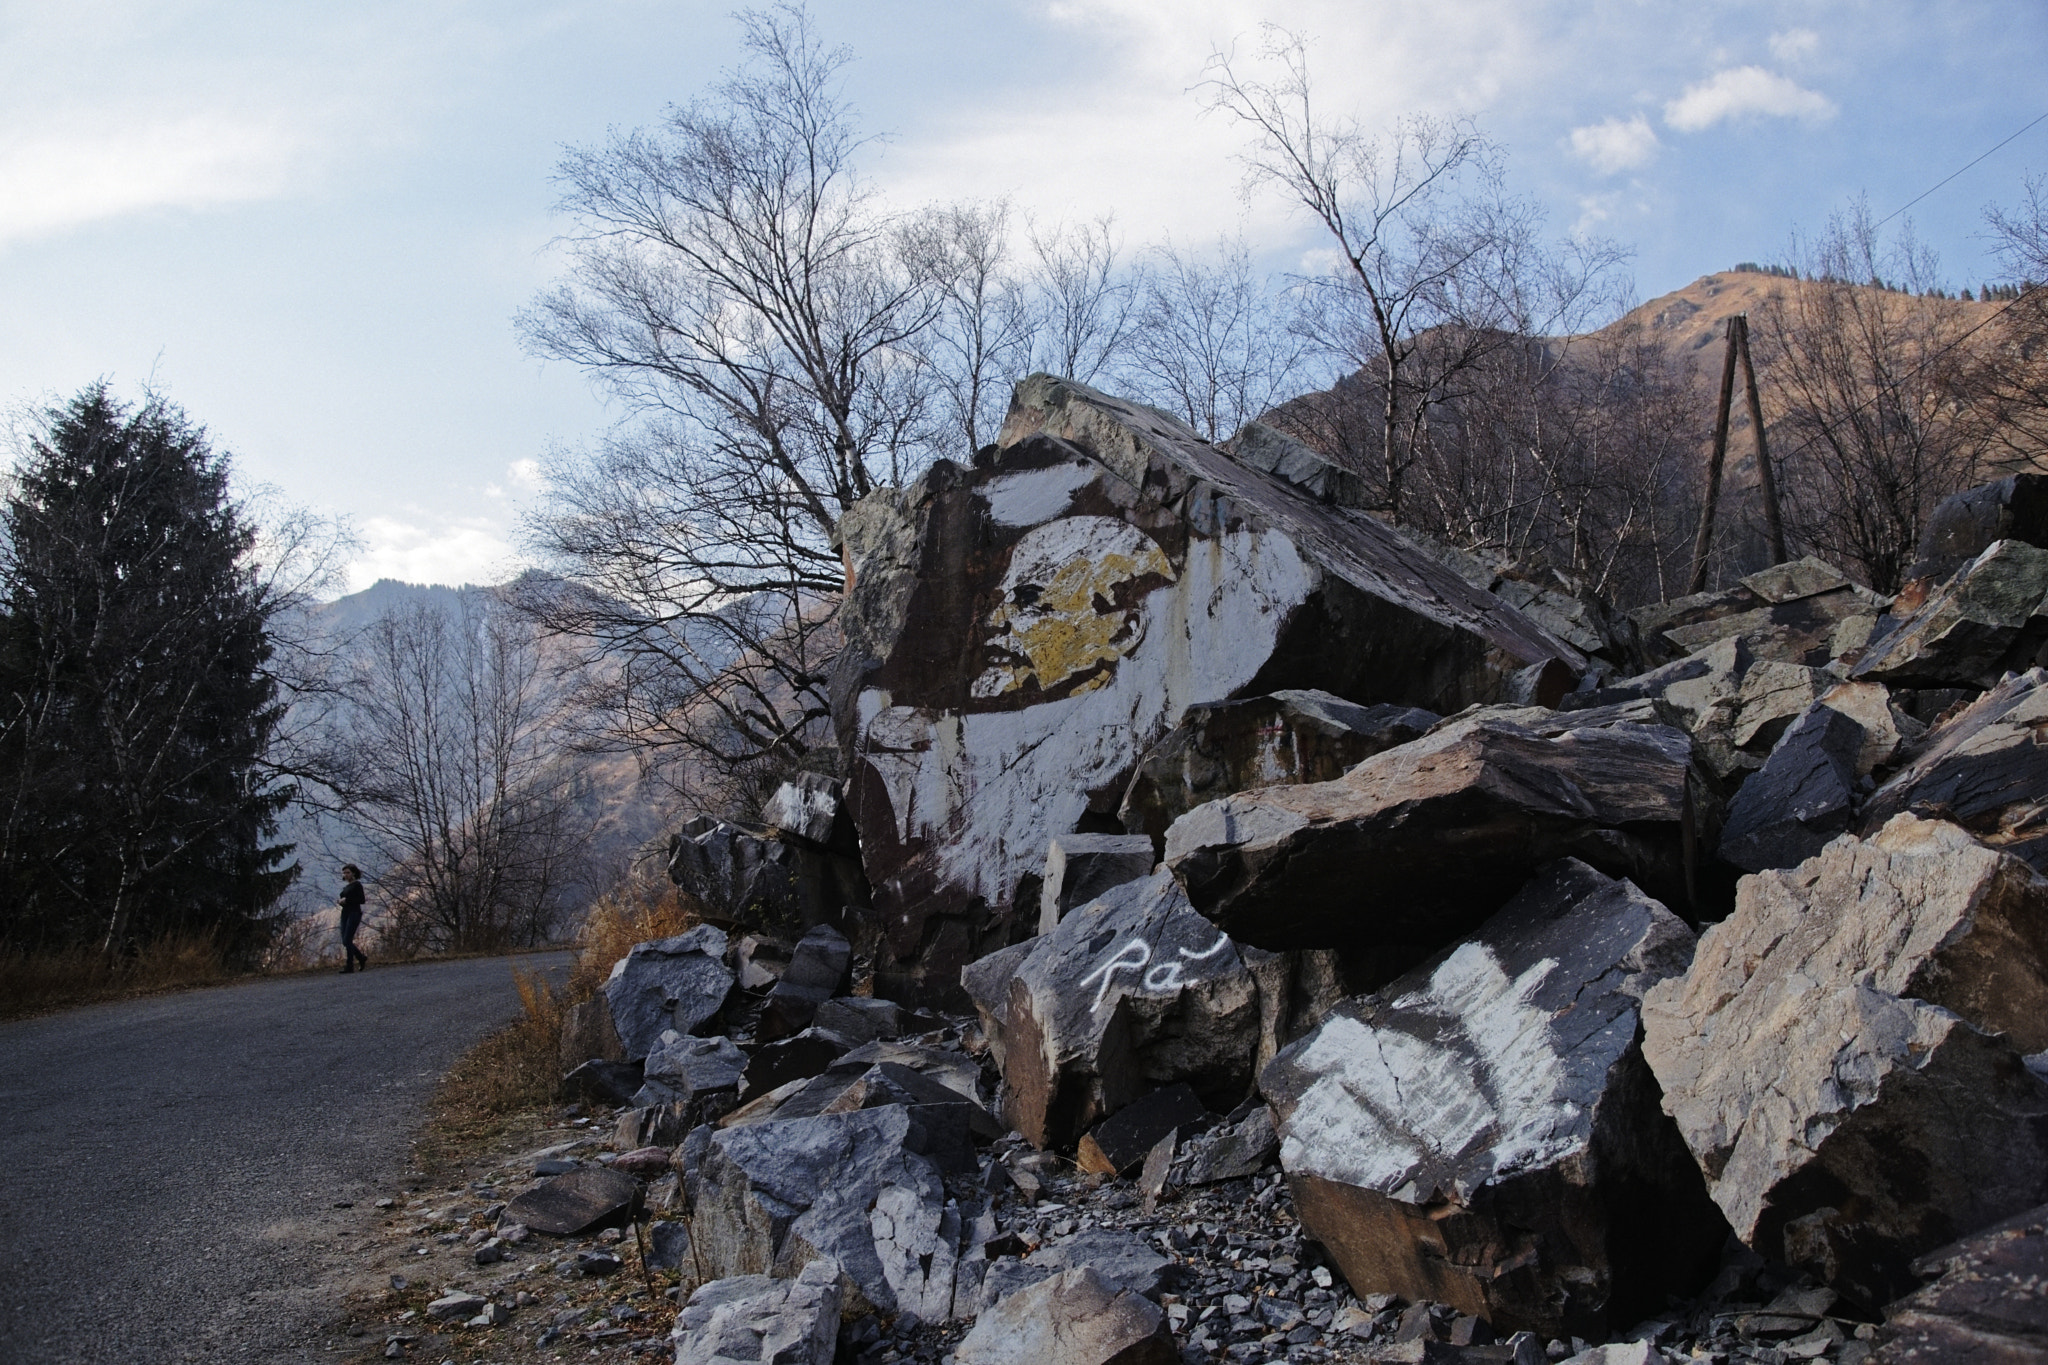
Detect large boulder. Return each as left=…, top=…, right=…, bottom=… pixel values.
left=1039, top=834, right=1158, bottom=933
left=601, top=926, right=733, bottom=1061
left=667, top=816, right=869, bottom=944
left=1163, top=708, right=1708, bottom=957
left=1874, top=1202, right=2048, bottom=1363
left=1851, top=539, right=2048, bottom=688
left=670, top=1260, right=842, bottom=1365
left=691, top=1105, right=985, bottom=1320
left=1861, top=667, right=2048, bottom=869
left=961, top=869, right=1263, bottom=1151
left=1261, top=859, right=1723, bottom=1340
left=758, top=924, right=853, bottom=1042
left=1716, top=703, right=1865, bottom=873
left=1117, top=690, right=1438, bottom=849
left=1631, top=556, right=1888, bottom=667
left=1642, top=815, right=2048, bottom=1309
left=1905, top=472, right=2048, bottom=583
left=832, top=375, right=1585, bottom=1002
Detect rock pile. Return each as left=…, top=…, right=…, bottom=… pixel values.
left=550, top=390, right=2048, bottom=1364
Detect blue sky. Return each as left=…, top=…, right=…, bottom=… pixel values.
left=2, top=0, right=2043, bottom=590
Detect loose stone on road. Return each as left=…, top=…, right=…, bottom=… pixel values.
left=0, top=952, right=569, bottom=1365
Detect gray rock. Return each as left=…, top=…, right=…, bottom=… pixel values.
left=667, top=815, right=868, bottom=944
left=560, top=1058, right=643, bottom=1107
left=759, top=925, right=853, bottom=1042
left=558, top=994, right=624, bottom=1073
left=1718, top=703, right=1864, bottom=872
left=1861, top=667, right=2048, bottom=868
left=760, top=772, right=852, bottom=850
left=601, top=926, right=733, bottom=1061
left=1117, top=691, right=1437, bottom=850
left=1262, top=859, right=1720, bottom=1340
left=811, top=995, right=913, bottom=1042
left=1906, top=472, right=2048, bottom=583
left=1040, top=834, right=1158, bottom=933
left=1172, top=1103, right=1279, bottom=1187
left=691, top=1105, right=978, bottom=1318
left=502, top=1166, right=642, bottom=1237
left=426, top=1291, right=486, bottom=1322
left=1026, top=1227, right=1176, bottom=1301
left=639, top=1031, right=747, bottom=1121
left=740, top=1025, right=862, bottom=1099
left=1875, top=1202, right=2048, bottom=1363
left=644, top=1219, right=693, bottom=1273
left=1642, top=815, right=2048, bottom=1308
left=962, top=870, right=1263, bottom=1150
left=832, top=375, right=1585, bottom=1003
left=1852, top=539, right=2048, bottom=688
left=1632, top=556, right=1888, bottom=667
left=1164, top=709, right=1706, bottom=955
left=670, top=1261, right=842, bottom=1365
left=955, top=1265, right=1178, bottom=1365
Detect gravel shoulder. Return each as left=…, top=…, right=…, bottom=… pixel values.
left=0, top=952, right=569, bottom=1365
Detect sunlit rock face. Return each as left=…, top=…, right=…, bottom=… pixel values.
left=831, top=374, right=1584, bottom=1005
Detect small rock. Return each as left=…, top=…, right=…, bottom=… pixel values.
left=425, top=1292, right=486, bottom=1322
left=502, top=1167, right=642, bottom=1238
left=574, top=1250, right=623, bottom=1276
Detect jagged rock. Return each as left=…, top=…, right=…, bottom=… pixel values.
left=962, top=869, right=1262, bottom=1150
left=645, top=1220, right=693, bottom=1272
left=1027, top=1228, right=1177, bottom=1300
left=759, top=925, right=853, bottom=1042
left=1852, top=540, right=2048, bottom=688
left=761, top=772, right=855, bottom=850
left=1262, top=859, right=1721, bottom=1340
left=561, top=1058, right=643, bottom=1106
left=1812, top=680, right=1926, bottom=776
left=832, top=375, right=1585, bottom=1003
left=614, top=1101, right=693, bottom=1150
left=955, top=1266, right=1178, bottom=1365
left=638, top=1032, right=746, bottom=1120
left=1118, top=690, right=1439, bottom=849
left=601, top=926, right=733, bottom=1061
left=667, top=816, right=868, bottom=944
left=1220, top=420, right=1372, bottom=507
left=1164, top=709, right=1706, bottom=956
left=1718, top=704, right=1864, bottom=872
left=834, top=1039, right=985, bottom=1105
left=1172, top=1101, right=1279, bottom=1188
left=671, top=1260, right=842, bottom=1365
left=1862, top=668, right=2048, bottom=868
left=1632, top=556, right=1888, bottom=666
left=1875, top=1202, right=2048, bottom=1363
left=1076, top=1083, right=1209, bottom=1176
left=1040, top=834, right=1158, bottom=933
left=503, top=1166, right=642, bottom=1237
left=725, top=1053, right=991, bottom=1170
left=814, top=996, right=923, bottom=1041
left=691, top=1105, right=982, bottom=1319
left=1642, top=815, right=2048, bottom=1308
left=558, top=995, right=624, bottom=1072
left=1906, top=472, right=2048, bottom=583
left=741, top=1026, right=862, bottom=1098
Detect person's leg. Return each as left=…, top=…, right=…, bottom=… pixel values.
left=340, top=913, right=365, bottom=972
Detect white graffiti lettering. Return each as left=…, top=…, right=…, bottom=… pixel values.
left=1079, top=940, right=1150, bottom=1012
left=1079, top=932, right=1233, bottom=1012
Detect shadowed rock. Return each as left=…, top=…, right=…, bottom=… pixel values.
left=667, top=816, right=868, bottom=944
left=503, top=1166, right=642, bottom=1237
left=1874, top=1202, right=2048, bottom=1363
left=1852, top=540, right=2048, bottom=689
left=1906, top=472, right=2048, bottom=583
left=759, top=925, right=853, bottom=1042
left=1643, top=815, right=2048, bottom=1309
left=1632, top=557, right=1888, bottom=667
left=831, top=375, right=1584, bottom=1003
left=1261, top=859, right=1721, bottom=1340
left=1040, top=834, right=1158, bottom=933
left=601, top=925, right=733, bottom=1060
left=1861, top=667, right=2048, bottom=869
left=1718, top=704, right=1864, bottom=872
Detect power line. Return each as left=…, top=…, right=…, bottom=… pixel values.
left=1876, top=111, right=2048, bottom=231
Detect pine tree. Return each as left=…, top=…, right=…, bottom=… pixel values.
left=0, top=385, right=295, bottom=957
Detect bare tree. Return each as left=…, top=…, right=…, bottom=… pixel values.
left=1027, top=215, right=1145, bottom=387
left=1203, top=29, right=1626, bottom=523
left=1754, top=202, right=1990, bottom=591
left=1128, top=236, right=1307, bottom=440
left=900, top=199, right=1039, bottom=452
left=1976, top=175, right=2048, bottom=469
left=345, top=596, right=589, bottom=953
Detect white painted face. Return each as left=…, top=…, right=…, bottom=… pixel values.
left=971, top=516, right=1174, bottom=701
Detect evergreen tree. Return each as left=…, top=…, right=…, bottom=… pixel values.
left=0, top=384, right=295, bottom=957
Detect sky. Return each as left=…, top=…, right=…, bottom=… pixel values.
left=2, top=1, right=2044, bottom=593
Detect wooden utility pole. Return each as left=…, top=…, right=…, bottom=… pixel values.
left=1735, top=315, right=1789, bottom=564
left=1687, top=317, right=1743, bottom=594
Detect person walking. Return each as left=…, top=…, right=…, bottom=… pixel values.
left=337, top=864, right=369, bottom=974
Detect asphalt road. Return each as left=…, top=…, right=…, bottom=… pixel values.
left=0, top=952, right=570, bottom=1365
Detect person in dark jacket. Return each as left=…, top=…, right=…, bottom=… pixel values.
left=337, top=864, right=368, bottom=973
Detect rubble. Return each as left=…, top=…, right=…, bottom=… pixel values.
left=600, top=925, right=733, bottom=1060
left=1851, top=539, right=2048, bottom=688
left=1076, top=1083, right=1209, bottom=1177
left=1643, top=815, right=2048, bottom=1307
left=960, top=869, right=1263, bottom=1151
left=637, top=1031, right=746, bottom=1120
left=832, top=375, right=1584, bottom=1003
left=1632, top=556, right=1888, bottom=667
left=671, top=1260, right=843, bottom=1365
left=1164, top=709, right=1705, bottom=956
left=1261, top=859, right=1722, bottom=1339
left=1118, top=691, right=1438, bottom=850
left=1860, top=667, right=2048, bottom=867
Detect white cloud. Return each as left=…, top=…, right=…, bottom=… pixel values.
left=1568, top=114, right=1659, bottom=174
left=507, top=458, right=543, bottom=490
left=347, top=515, right=520, bottom=593
left=0, top=113, right=300, bottom=246
left=1664, top=66, right=1836, bottom=132
left=1769, top=28, right=1820, bottom=63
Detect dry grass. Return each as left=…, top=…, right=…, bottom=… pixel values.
left=416, top=875, right=702, bottom=1172
left=0, top=932, right=244, bottom=1022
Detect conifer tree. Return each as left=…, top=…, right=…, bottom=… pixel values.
left=0, top=384, right=294, bottom=957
